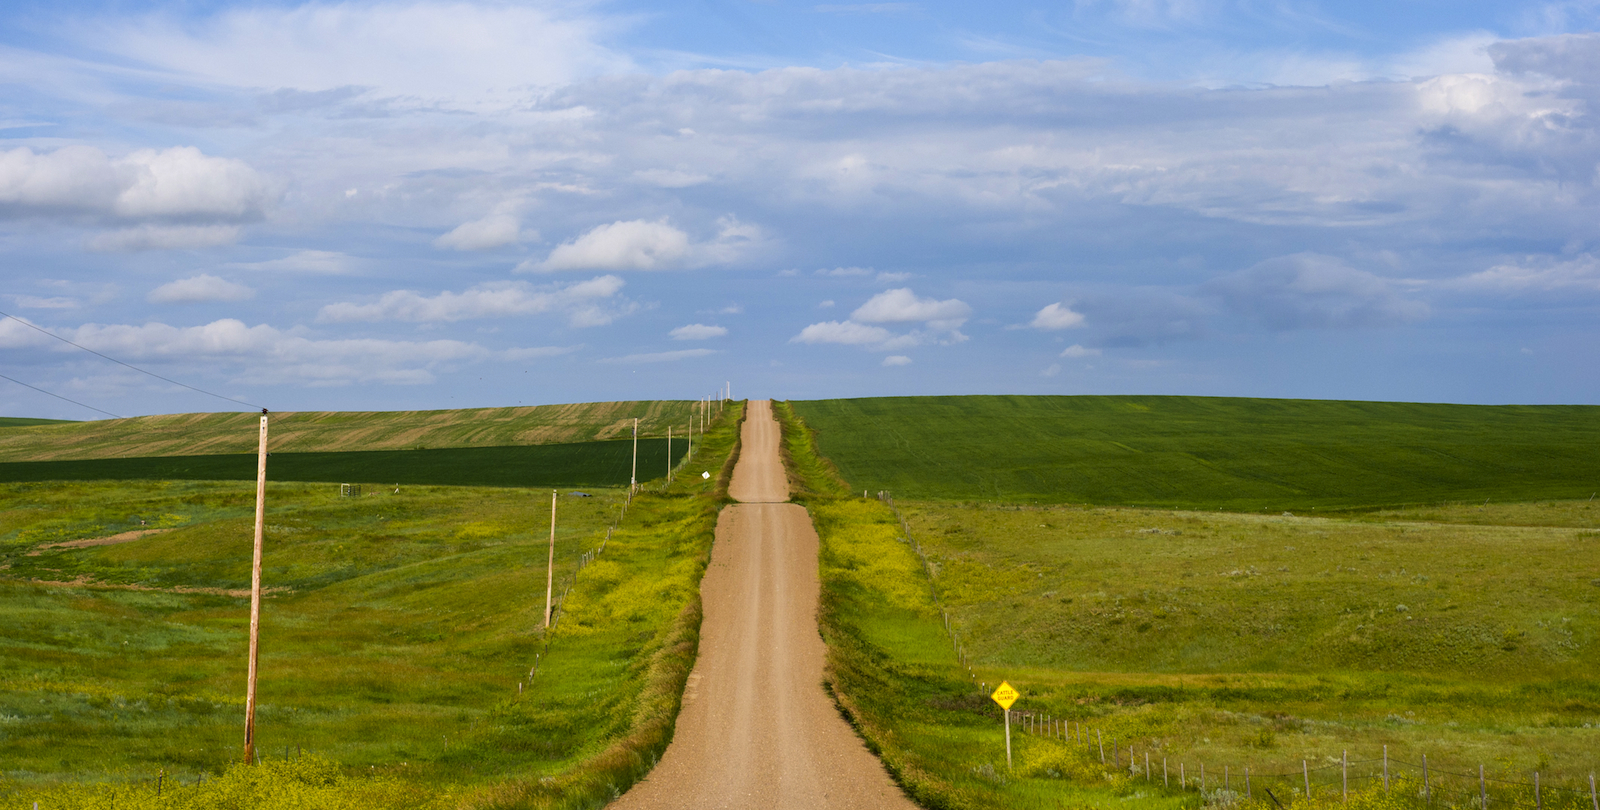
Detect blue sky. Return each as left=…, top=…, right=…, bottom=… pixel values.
left=3, top=0, right=1600, bottom=418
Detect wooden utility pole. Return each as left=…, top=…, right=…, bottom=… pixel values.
left=543, top=489, right=556, bottom=628
left=629, top=418, right=638, bottom=494
left=242, top=409, right=268, bottom=765
left=666, top=426, right=672, bottom=480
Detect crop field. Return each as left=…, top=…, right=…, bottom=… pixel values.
left=0, top=439, right=686, bottom=488
left=776, top=400, right=1600, bottom=810
left=789, top=396, right=1600, bottom=510
left=0, top=400, right=747, bottom=809
left=0, top=400, right=701, bottom=463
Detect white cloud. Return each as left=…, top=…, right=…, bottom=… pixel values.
left=88, top=224, right=241, bottom=252
left=819, top=300, right=835, bottom=308
left=1060, top=344, right=1101, bottom=358
left=11, top=295, right=80, bottom=309
left=599, top=348, right=720, bottom=364
left=147, top=274, right=255, bottom=304
left=1031, top=302, right=1087, bottom=330
left=526, top=216, right=763, bottom=272
left=669, top=324, right=727, bottom=340
left=791, top=320, right=895, bottom=346
left=817, top=266, right=872, bottom=277
left=851, top=288, right=971, bottom=324
left=876, top=271, right=912, bottom=283
left=318, top=275, right=627, bottom=326
left=504, top=345, right=580, bottom=361
left=433, top=213, right=530, bottom=251
left=0, top=146, right=269, bottom=234
left=1040, top=363, right=1061, bottom=376
left=229, top=250, right=357, bottom=275
left=28, top=318, right=518, bottom=385
left=881, top=354, right=912, bottom=366
left=1451, top=254, right=1600, bottom=293
left=91, top=2, right=630, bottom=109
left=794, top=287, right=971, bottom=351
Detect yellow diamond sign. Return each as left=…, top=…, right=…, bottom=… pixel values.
left=991, top=681, right=1019, bottom=711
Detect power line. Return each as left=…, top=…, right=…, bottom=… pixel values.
left=0, top=309, right=263, bottom=410
left=0, top=371, right=124, bottom=419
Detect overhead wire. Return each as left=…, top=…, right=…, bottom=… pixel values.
left=0, top=371, right=124, bottom=419
left=0, top=309, right=263, bottom=410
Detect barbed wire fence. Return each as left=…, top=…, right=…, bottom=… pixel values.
left=877, top=491, right=982, bottom=686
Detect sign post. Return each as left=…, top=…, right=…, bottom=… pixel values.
left=991, top=681, right=1019, bottom=770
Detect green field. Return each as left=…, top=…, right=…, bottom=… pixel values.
left=790, top=396, right=1600, bottom=510
left=0, top=400, right=700, bottom=463
left=0, top=440, right=685, bottom=488
left=777, top=399, right=1600, bottom=810
left=0, top=418, right=74, bottom=429
left=0, top=401, right=747, bottom=810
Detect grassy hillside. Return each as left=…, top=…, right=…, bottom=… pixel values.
left=0, top=400, right=700, bottom=463
left=790, top=395, right=1600, bottom=510
left=0, top=440, right=685, bottom=488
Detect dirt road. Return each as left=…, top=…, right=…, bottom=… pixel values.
left=610, top=400, right=916, bottom=810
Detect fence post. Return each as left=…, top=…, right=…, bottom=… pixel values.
left=1098, top=729, right=1104, bottom=763
left=1589, top=772, right=1597, bottom=810
left=1344, top=750, right=1349, bottom=803
left=1182, top=763, right=1187, bottom=790
left=1536, top=772, right=1541, bottom=810
left=1147, top=752, right=1151, bottom=782
left=1481, top=764, right=1487, bottom=810
left=1247, top=766, right=1252, bottom=799
left=1424, top=755, right=1430, bottom=804
left=1165, top=758, right=1169, bottom=788
left=1202, top=763, right=1206, bottom=793
left=1385, top=746, right=1390, bottom=791
left=1305, top=760, right=1311, bottom=799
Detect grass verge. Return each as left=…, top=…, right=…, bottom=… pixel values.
left=0, top=403, right=748, bottom=809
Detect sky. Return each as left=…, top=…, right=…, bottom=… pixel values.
left=3, top=0, right=1600, bottom=419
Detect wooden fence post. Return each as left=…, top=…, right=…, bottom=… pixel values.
left=1305, top=760, right=1311, bottom=799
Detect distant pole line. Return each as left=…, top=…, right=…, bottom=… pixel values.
left=0, top=371, right=123, bottom=418
left=0, top=309, right=263, bottom=410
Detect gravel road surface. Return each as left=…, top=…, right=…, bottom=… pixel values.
left=609, top=400, right=917, bottom=809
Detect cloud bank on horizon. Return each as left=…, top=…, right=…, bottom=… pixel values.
left=2, top=0, right=1599, bottom=417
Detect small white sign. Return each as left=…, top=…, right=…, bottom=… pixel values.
left=701, top=471, right=711, bottom=479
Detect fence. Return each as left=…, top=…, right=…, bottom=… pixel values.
left=878, top=491, right=979, bottom=682
left=1006, top=713, right=1599, bottom=810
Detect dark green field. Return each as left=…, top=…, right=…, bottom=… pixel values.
left=791, top=396, right=1600, bottom=509
left=0, top=418, right=75, bottom=429
left=0, top=440, right=685, bottom=488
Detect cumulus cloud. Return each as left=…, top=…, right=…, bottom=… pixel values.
left=318, top=275, right=628, bottom=326
left=881, top=354, right=912, bottom=366
left=1031, top=302, right=1087, bottom=330
left=669, top=324, right=727, bottom=340
left=851, top=288, right=970, bottom=325
left=0, top=146, right=269, bottom=245
left=434, top=213, right=529, bottom=251
left=1060, top=344, right=1100, bottom=357
left=525, top=216, right=763, bottom=272
left=793, top=287, right=971, bottom=350
left=147, top=274, right=255, bottom=304
left=1209, top=253, right=1429, bottom=330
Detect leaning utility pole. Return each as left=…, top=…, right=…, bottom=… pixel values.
left=242, top=409, right=269, bottom=765
left=629, top=418, right=638, bottom=494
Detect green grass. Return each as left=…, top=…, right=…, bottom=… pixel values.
left=778, top=400, right=1600, bottom=810
left=0, top=440, right=686, bottom=488
left=0, top=417, right=75, bottom=429
left=789, top=396, right=1600, bottom=510
left=0, top=400, right=701, bottom=462
left=0, top=401, right=749, bottom=810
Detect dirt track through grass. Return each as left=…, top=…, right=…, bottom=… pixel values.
left=610, top=401, right=916, bottom=810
